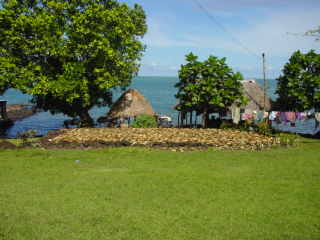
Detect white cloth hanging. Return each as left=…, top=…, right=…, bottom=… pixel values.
left=232, top=107, right=241, bottom=124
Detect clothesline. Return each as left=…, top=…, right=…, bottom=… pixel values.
left=269, top=110, right=320, bottom=129
left=231, top=108, right=320, bottom=130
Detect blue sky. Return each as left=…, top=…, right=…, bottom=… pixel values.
left=123, top=0, right=320, bottom=78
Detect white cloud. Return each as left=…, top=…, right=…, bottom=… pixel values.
left=234, top=10, right=320, bottom=56
left=139, top=62, right=179, bottom=76
left=144, top=8, right=320, bottom=56
left=143, top=19, right=198, bottom=47
left=189, top=0, right=319, bottom=11
left=140, top=2, right=320, bottom=77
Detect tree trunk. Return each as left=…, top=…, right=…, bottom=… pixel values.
left=79, top=110, right=94, bottom=127
left=202, top=108, right=209, bottom=128
left=181, top=112, right=185, bottom=127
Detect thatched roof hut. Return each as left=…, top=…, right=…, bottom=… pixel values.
left=240, top=80, right=271, bottom=111
left=107, top=89, right=155, bottom=120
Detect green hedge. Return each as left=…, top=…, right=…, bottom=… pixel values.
left=131, top=114, right=157, bottom=128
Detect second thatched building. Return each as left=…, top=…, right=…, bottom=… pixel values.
left=240, top=79, right=271, bottom=111
left=107, top=89, right=155, bottom=122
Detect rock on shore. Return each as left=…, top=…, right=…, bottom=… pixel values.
left=6, top=104, right=38, bottom=122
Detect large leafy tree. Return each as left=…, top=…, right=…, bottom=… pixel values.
left=176, top=53, right=245, bottom=128
left=175, top=53, right=201, bottom=113
left=275, top=50, right=320, bottom=111
left=0, top=0, right=147, bottom=126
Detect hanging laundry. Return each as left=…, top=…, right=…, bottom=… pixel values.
left=307, top=109, right=315, bottom=118
left=232, top=107, right=241, bottom=124
left=285, top=112, right=296, bottom=123
left=315, top=113, right=320, bottom=129
left=296, top=112, right=303, bottom=121
left=241, top=109, right=253, bottom=120
left=269, top=111, right=278, bottom=121
left=279, top=112, right=287, bottom=123
left=252, top=110, right=258, bottom=121
left=297, top=112, right=307, bottom=122
left=241, top=113, right=252, bottom=120
left=275, top=112, right=281, bottom=124
left=254, top=111, right=265, bottom=123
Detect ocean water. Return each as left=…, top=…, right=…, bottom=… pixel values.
left=0, top=76, right=318, bottom=137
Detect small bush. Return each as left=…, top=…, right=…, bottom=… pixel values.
left=255, top=120, right=273, bottom=136
left=277, top=133, right=300, bottom=147
left=131, top=115, right=157, bottom=128
left=219, top=120, right=235, bottom=129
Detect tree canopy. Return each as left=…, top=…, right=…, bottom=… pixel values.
left=175, top=53, right=246, bottom=127
left=0, top=0, right=147, bottom=126
left=275, top=50, right=320, bottom=111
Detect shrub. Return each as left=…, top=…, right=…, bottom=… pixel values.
left=131, top=115, right=157, bottom=128
left=255, top=120, right=273, bottom=136
left=219, top=120, right=235, bottom=130
left=277, top=133, right=300, bottom=147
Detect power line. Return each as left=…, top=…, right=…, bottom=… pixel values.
left=192, top=0, right=260, bottom=58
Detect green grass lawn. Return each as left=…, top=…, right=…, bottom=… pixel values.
left=0, top=139, right=319, bottom=240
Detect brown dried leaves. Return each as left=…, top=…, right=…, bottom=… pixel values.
left=44, top=128, right=279, bottom=151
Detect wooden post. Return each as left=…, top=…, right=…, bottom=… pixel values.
left=262, top=53, right=268, bottom=112
left=195, top=113, right=197, bottom=128
left=0, top=100, right=8, bottom=120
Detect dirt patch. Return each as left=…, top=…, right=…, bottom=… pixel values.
left=0, top=140, right=17, bottom=149
left=39, top=128, right=279, bottom=151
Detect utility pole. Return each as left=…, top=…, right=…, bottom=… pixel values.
left=262, top=53, right=267, bottom=111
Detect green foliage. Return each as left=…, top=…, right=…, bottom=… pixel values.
left=0, top=0, right=147, bottom=126
left=219, top=120, right=235, bottom=130
left=175, top=53, right=202, bottom=112
left=131, top=114, right=157, bottom=128
left=277, top=133, right=300, bottom=147
left=255, top=120, right=273, bottom=136
left=275, top=50, right=320, bottom=111
left=175, top=53, right=246, bottom=127
left=219, top=119, right=273, bottom=137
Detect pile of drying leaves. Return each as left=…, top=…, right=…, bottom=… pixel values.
left=41, top=128, right=280, bottom=151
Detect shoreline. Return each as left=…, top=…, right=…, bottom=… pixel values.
left=0, top=104, right=39, bottom=137
left=0, top=104, right=40, bottom=137
left=6, top=104, right=39, bottom=122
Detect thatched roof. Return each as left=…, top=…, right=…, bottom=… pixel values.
left=241, top=80, right=271, bottom=111
left=107, top=89, right=155, bottom=119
